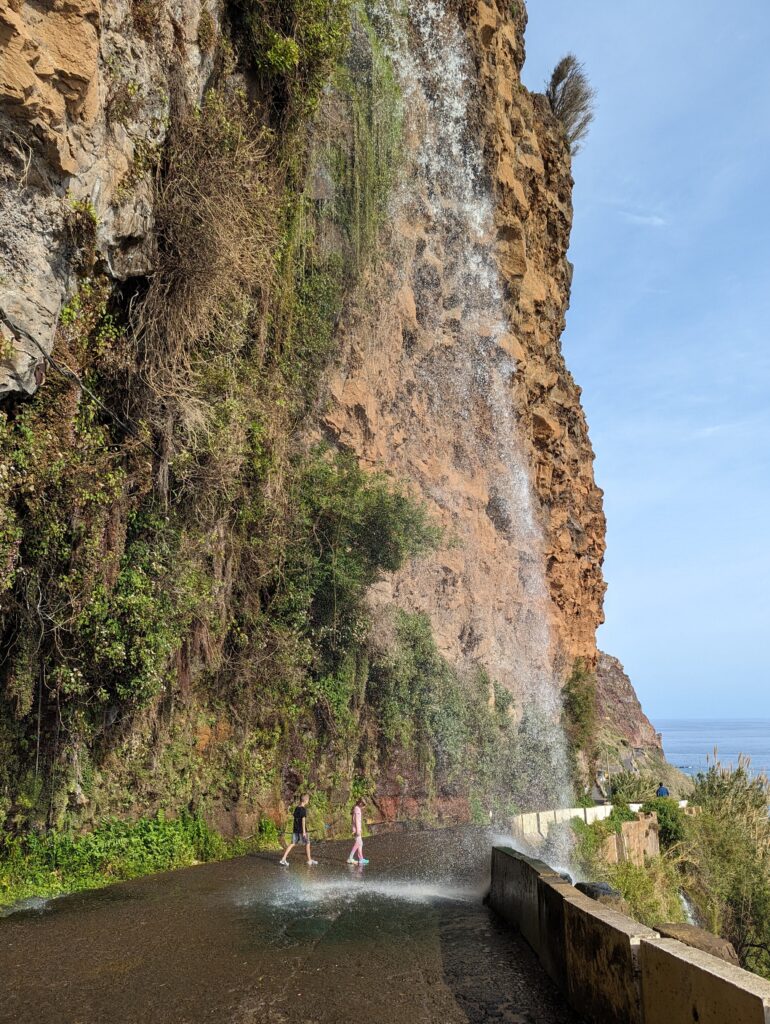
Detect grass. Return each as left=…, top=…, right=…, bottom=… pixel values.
left=136, top=86, right=277, bottom=402
left=0, top=811, right=273, bottom=909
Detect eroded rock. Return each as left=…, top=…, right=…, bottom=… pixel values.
left=0, top=0, right=217, bottom=394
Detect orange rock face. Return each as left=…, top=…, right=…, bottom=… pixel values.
left=471, top=0, right=607, bottom=677
left=325, top=0, right=606, bottom=700
left=0, top=0, right=101, bottom=174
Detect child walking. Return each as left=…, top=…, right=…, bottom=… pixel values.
left=347, top=798, right=368, bottom=865
left=279, top=794, right=318, bottom=866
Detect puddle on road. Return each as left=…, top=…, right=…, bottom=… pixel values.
left=229, top=865, right=486, bottom=952
left=233, top=873, right=481, bottom=911
left=0, top=895, right=53, bottom=919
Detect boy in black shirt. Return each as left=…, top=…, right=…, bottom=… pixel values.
left=279, top=794, right=318, bottom=866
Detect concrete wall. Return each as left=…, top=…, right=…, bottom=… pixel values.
left=512, top=801, right=688, bottom=841
left=601, top=813, right=660, bottom=867
left=489, top=846, right=770, bottom=1024
left=512, top=804, right=613, bottom=840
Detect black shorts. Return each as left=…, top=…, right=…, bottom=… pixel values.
left=292, top=832, right=309, bottom=845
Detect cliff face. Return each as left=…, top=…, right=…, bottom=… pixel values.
left=325, top=0, right=606, bottom=698
left=0, top=1, right=605, bottom=687
left=0, top=0, right=653, bottom=833
left=594, top=651, right=664, bottom=766
left=475, top=1, right=607, bottom=674
left=0, top=0, right=215, bottom=393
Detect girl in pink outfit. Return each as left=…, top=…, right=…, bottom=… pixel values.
left=347, top=799, right=368, bottom=865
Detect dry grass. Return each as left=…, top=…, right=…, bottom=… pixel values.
left=136, top=88, right=278, bottom=405
left=545, top=54, right=596, bottom=154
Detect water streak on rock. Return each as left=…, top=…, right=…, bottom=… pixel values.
left=368, top=0, right=573, bottom=808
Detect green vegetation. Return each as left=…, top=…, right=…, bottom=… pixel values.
left=571, top=804, right=686, bottom=928
left=231, top=0, right=353, bottom=123
left=608, top=769, right=658, bottom=804
left=608, top=858, right=686, bottom=927
left=641, top=796, right=686, bottom=849
left=64, top=197, right=99, bottom=274
left=130, top=0, right=160, bottom=40
left=197, top=8, right=216, bottom=54
left=570, top=803, right=636, bottom=874
left=562, top=658, right=597, bottom=788
left=0, top=812, right=259, bottom=907
left=365, top=611, right=522, bottom=818
left=683, top=759, right=770, bottom=979
left=325, top=10, right=403, bottom=273
left=562, top=659, right=596, bottom=753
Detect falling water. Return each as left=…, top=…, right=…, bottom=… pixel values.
left=367, top=0, right=574, bottom=817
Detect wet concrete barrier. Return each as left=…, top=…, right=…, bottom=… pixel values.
left=490, top=846, right=770, bottom=1024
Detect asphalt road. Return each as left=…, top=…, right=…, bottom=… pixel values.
left=0, top=828, right=582, bottom=1024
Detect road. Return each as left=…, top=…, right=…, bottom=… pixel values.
left=0, top=828, right=582, bottom=1024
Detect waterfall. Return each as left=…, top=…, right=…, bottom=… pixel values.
left=363, top=0, right=574, bottom=815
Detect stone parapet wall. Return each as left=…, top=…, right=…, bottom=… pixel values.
left=489, top=846, right=770, bottom=1024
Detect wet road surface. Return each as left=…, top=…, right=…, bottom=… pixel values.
left=0, top=828, right=582, bottom=1024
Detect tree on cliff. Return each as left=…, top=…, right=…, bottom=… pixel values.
left=545, top=54, right=596, bottom=154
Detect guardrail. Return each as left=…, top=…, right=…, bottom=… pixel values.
left=512, top=801, right=689, bottom=840
left=489, top=846, right=770, bottom=1024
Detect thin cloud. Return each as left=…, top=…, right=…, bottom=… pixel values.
left=691, top=423, right=732, bottom=439
left=620, top=211, right=667, bottom=227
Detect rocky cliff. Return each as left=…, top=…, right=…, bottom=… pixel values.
left=594, top=651, right=663, bottom=765
left=0, top=0, right=218, bottom=394
left=0, top=0, right=654, bottom=832
left=325, top=0, right=606, bottom=694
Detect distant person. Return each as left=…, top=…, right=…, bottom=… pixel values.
left=656, top=781, right=670, bottom=798
left=279, top=794, right=318, bottom=866
left=347, top=798, right=369, bottom=865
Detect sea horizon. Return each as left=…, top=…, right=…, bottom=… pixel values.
left=654, top=718, right=770, bottom=778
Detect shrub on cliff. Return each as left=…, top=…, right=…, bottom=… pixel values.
left=274, top=449, right=440, bottom=664
left=365, top=610, right=521, bottom=818
left=608, top=858, right=686, bottom=928
left=231, top=0, right=352, bottom=122
left=545, top=54, right=596, bottom=154
left=562, top=658, right=597, bottom=754
left=137, top=86, right=277, bottom=403
left=570, top=802, right=637, bottom=876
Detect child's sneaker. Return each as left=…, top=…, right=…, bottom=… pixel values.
left=346, top=858, right=356, bottom=864
left=358, top=858, right=369, bottom=865
left=279, top=859, right=289, bottom=866
left=307, top=859, right=318, bottom=866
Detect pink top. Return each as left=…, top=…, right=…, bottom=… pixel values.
left=352, top=805, right=362, bottom=836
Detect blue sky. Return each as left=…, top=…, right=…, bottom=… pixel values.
left=521, top=1, right=770, bottom=718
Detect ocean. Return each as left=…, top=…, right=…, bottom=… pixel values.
left=655, top=719, right=770, bottom=778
